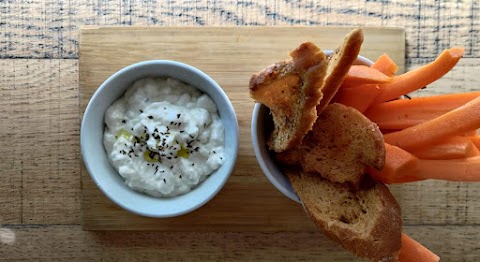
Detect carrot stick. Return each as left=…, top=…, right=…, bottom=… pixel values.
left=415, top=156, right=480, bottom=182
left=368, top=144, right=420, bottom=184
left=371, top=53, right=398, bottom=77
left=368, top=143, right=480, bottom=183
left=335, top=84, right=380, bottom=113
left=384, top=96, right=480, bottom=152
left=471, top=135, right=480, bottom=149
left=342, top=65, right=392, bottom=87
left=380, top=129, right=401, bottom=135
left=398, top=233, right=440, bottom=262
left=461, top=129, right=478, bottom=136
left=410, top=137, right=480, bottom=160
left=375, top=47, right=464, bottom=103
left=365, top=91, right=480, bottom=130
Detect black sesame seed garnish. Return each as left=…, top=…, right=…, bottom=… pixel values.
left=163, top=179, right=166, bottom=183
left=213, top=150, right=216, bottom=154
left=147, top=115, right=153, bottom=119
left=180, top=130, right=184, bottom=133
left=167, top=157, right=172, bottom=160
left=179, top=175, right=182, bottom=179
left=195, top=147, right=199, bottom=152
left=404, top=94, right=412, bottom=100
left=189, top=135, right=194, bottom=139
left=139, top=110, right=143, bottom=113
left=170, top=166, right=173, bottom=169
left=170, top=121, right=174, bottom=125
left=122, top=120, right=126, bottom=124
left=191, top=163, right=194, bottom=166
left=177, top=114, right=181, bottom=119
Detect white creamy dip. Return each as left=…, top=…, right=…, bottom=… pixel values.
left=103, top=77, right=225, bottom=197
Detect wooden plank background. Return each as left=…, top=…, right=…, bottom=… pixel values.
left=1, top=0, right=480, bottom=261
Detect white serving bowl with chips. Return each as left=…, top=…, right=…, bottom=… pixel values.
left=251, top=51, right=374, bottom=202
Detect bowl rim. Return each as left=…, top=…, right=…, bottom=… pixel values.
left=251, top=51, right=373, bottom=203
left=81, top=59, right=239, bottom=217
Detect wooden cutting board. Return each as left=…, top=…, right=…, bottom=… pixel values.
left=80, top=27, right=405, bottom=231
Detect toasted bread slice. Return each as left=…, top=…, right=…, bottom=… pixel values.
left=316, top=28, right=364, bottom=115
left=277, top=103, right=385, bottom=186
left=250, top=42, right=328, bottom=152
left=287, top=170, right=402, bottom=262
left=249, top=29, right=364, bottom=152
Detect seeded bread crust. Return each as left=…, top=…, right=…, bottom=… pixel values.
left=250, top=42, right=328, bottom=152
left=287, top=170, right=402, bottom=262
left=316, top=28, right=365, bottom=115
left=277, top=103, right=385, bottom=186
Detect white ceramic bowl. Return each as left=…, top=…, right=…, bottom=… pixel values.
left=251, top=51, right=373, bottom=203
left=81, top=60, right=239, bottom=217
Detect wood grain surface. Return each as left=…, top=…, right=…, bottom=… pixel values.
left=0, top=1, right=478, bottom=59
left=1, top=0, right=480, bottom=261
left=2, top=225, right=478, bottom=262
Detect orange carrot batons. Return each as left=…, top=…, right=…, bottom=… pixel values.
left=410, top=137, right=480, bottom=160
left=371, top=53, right=398, bottom=77
left=365, top=91, right=480, bottom=130
left=342, top=65, right=393, bottom=87
left=462, top=129, right=478, bottom=136
left=384, top=95, right=480, bottom=152
left=470, top=135, right=480, bottom=149
left=368, top=144, right=420, bottom=184
left=375, top=47, right=464, bottom=103
left=398, top=233, right=440, bottom=262
left=369, top=143, right=480, bottom=183
left=414, top=156, right=480, bottom=182
left=335, top=84, right=381, bottom=113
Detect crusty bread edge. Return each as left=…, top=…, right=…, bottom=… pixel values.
left=329, top=103, right=386, bottom=171
left=249, top=44, right=328, bottom=153
left=316, top=28, right=365, bottom=114
left=291, top=173, right=402, bottom=261
left=249, top=61, right=291, bottom=93
left=281, top=61, right=328, bottom=151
